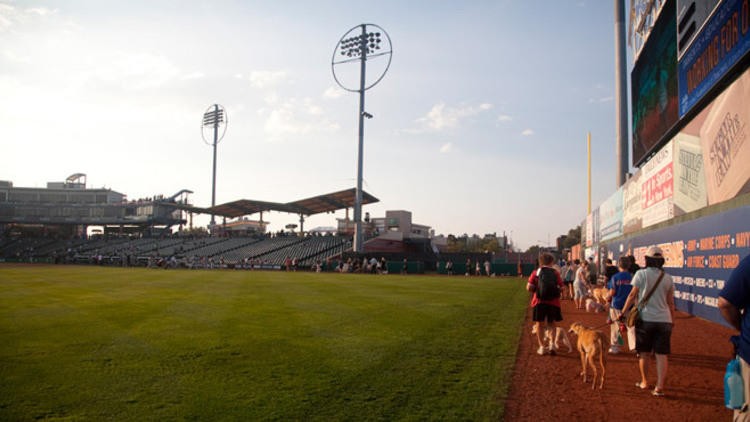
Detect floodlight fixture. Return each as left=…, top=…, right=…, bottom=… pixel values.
left=331, top=23, right=392, bottom=252
left=201, top=104, right=228, bottom=227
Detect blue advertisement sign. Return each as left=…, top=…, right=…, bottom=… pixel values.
left=678, top=0, right=750, bottom=117
left=605, top=204, right=750, bottom=327
left=599, top=188, right=623, bottom=241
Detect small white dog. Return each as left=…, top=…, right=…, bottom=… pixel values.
left=585, top=298, right=606, bottom=313
left=531, top=324, right=574, bottom=353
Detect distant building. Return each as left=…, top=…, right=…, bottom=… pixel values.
left=337, top=210, right=431, bottom=239
left=0, top=174, right=188, bottom=237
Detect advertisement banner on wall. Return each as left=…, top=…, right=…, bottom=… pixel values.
left=592, top=208, right=601, bottom=245
left=641, top=140, right=675, bottom=228
left=585, top=213, right=594, bottom=247
left=701, top=68, right=750, bottom=204
left=673, top=132, right=708, bottom=214
left=599, top=188, right=624, bottom=241
left=678, top=0, right=750, bottom=117
left=623, top=169, right=644, bottom=234
left=631, top=0, right=679, bottom=166
left=604, top=204, right=750, bottom=327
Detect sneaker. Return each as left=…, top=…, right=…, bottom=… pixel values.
left=536, top=346, right=546, bottom=355
left=652, top=389, right=664, bottom=397
left=608, top=346, right=620, bottom=355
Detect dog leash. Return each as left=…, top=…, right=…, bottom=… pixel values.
left=589, top=321, right=612, bottom=330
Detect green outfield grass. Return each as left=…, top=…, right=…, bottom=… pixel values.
left=0, top=265, right=528, bottom=421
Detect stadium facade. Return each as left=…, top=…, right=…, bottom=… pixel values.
left=581, top=0, right=750, bottom=326
left=0, top=174, right=188, bottom=238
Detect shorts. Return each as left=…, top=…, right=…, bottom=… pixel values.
left=532, top=303, right=562, bottom=323
left=635, top=321, right=673, bottom=354
left=573, top=281, right=587, bottom=299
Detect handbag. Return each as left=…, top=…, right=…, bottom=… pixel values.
left=626, top=270, right=665, bottom=327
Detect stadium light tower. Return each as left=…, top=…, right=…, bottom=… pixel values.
left=331, top=23, right=392, bottom=252
left=201, top=104, right=228, bottom=227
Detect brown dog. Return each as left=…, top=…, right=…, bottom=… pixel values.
left=591, top=287, right=611, bottom=306
left=569, top=322, right=609, bottom=389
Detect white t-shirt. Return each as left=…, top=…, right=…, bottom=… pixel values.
left=631, top=267, right=674, bottom=323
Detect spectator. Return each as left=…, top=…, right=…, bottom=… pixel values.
left=573, top=260, right=589, bottom=309
left=718, top=253, right=750, bottom=420
left=562, top=260, right=575, bottom=300
left=401, top=258, right=408, bottom=275
left=627, top=254, right=640, bottom=275
left=604, top=258, right=618, bottom=282
left=607, top=256, right=636, bottom=354
left=484, top=259, right=491, bottom=277
left=446, top=260, right=453, bottom=276
left=527, top=252, right=564, bottom=355
left=621, top=246, right=675, bottom=397
left=466, top=258, right=472, bottom=276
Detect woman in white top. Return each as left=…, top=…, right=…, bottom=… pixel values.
left=621, top=246, right=675, bottom=397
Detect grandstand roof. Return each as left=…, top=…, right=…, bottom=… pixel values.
left=165, top=188, right=379, bottom=218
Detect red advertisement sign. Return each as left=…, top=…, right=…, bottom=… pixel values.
left=643, top=162, right=674, bottom=209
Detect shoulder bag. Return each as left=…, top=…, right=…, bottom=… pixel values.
left=626, top=270, right=665, bottom=327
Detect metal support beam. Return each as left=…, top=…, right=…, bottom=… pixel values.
left=615, top=0, right=629, bottom=187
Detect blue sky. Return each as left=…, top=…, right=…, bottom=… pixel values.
left=0, top=0, right=634, bottom=249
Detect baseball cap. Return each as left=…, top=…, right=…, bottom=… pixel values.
left=646, top=246, right=664, bottom=258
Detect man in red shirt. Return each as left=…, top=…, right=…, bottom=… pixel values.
left=527, top=252, right=564, bottom=355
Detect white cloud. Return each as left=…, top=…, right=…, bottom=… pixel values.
left=180, top=71, right=205, bottom=80
left=521, top=129, right=534, bottom=136
left=90, top=52, right=180, bottom=90
left=3, top=49, right=29, bottom=63
left=248, top=70, right=289, bottom=89
left=262, top=96, right=339, bottom=139
left=497, top=114, right=512, bottom=122
left=406, top=101, right=493, bottom=133
left=439, top=142, right=453, bottom=153
left=323, top=86, right=344, bottom=99
left=0, top=4, right=57, bottom=31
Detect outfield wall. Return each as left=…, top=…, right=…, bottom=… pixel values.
left=600, top=199, right=750, bottom=327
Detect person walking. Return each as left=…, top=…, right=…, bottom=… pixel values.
left=563, top=260, right=576, bottom=300
left=621, top=246, right=675, bottom=397
left=718, top=253, right=750, bottom=421
left=607, top=256, right=636, bottom=354
left=527, top=252, right=564, bottom=355
left=573, top=260, right=589, bottom=309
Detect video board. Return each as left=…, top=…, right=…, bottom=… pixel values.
left=632, top=0, right=680, bottom=166
left=678, top=0, right=750, bottom=117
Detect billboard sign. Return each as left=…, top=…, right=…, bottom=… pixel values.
left=585, top=213, right=594, bottom=247
left=678, top=0, right=750, bottom=117
left=632, top=0, right=680, bottom=166
left=673, top=132, right=709, bottom=214
left=641, top=140, right=675, bottom=228
left=599, top=188, right=624, bottom=241
left=623, top=169, right=644, bottom=234
left=592, top=208, right=601, bottom=245
left=604, top=203, right=750, bottom=327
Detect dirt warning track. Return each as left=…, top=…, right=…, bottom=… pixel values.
left=503, top=296, right=735, bottom=421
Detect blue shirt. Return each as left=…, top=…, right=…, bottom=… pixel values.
left=720, top=254, right=750, bottom=363
left=607, top=271, right=632, bottom=310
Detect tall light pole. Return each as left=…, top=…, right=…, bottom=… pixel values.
left=201, top=104, right=227, bottom=227
left=614, top=0, right=628, bottom=187
left=332, top=24, right=392, bottom=252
